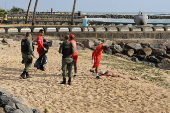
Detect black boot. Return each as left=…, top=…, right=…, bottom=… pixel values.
left=20, top=71, right=26, bottom=79
left=68, top=77, right=71, bottom=85
left=60, top=78, right=66, bottom=84
left=26, top=72, right=31, bottom=78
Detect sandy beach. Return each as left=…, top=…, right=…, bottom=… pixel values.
left=0, top=39, right=170, bottom=113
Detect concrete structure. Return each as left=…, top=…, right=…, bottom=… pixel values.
left=0, top=25, right=170, bottom=41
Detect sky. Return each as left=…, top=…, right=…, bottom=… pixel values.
left=1, top=0, right=170, bottom=13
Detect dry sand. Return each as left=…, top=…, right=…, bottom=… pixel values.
left=0, top=40, right=170, bottom=113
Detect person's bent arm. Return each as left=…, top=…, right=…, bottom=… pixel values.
left=71, top=43, right=75, bottom=54
left=59, top=43, right=63, bottom=53
left=92, top=51, right=97, bottom=59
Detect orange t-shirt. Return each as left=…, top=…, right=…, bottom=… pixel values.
left=70, top=40, right=77, bottom=55
left=92, top=44, right=105, bottom=59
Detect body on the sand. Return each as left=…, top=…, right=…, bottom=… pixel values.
left=20, top=32, right=36, bottom=79
left=59, top=35, right=75, bottom=85
left=99, top=71, right=139, bottom=80
left=90, top=44, right=108, bottom=79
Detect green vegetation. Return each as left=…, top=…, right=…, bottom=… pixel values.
left=10, top=6, right=24, bottom=12
left=42, top=14, right=48, bottom=18
left=0, top=7, right=8, bottom=15
left=100, top=55, right=170, bottom=88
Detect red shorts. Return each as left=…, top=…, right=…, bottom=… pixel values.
left=94, top=55, right=101, bottom=68
left=37, top=48, right=43, bottom=57
left=72, top=54, right=78, bottom=64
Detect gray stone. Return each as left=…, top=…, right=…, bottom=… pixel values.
left=148, top=56, right=160, bottom=63
left=0, top=107, right=5, bottom=113
left=110, top=44, right=123, bottom=53
left=76, top=42, right=84, bottom=48
left=152, top=48, right=166, bottom=56
left=126, top=43, right=142, bottom=51
left=141, top=62, right=155, bottom=67
left=156, top=63, right=164, bottom=69
left=119, top=42, right=126, bottom=50
left=138, top=47, right=152, bottom=56
left=51, top=40, right=63, bottom=47
left=16, top=103, right=33, bottom=113
left=104, top=48, right=112, bottom=55
left=161, top=58, right=170, bottom=70
left=4, top=105, right=16, bottom=113
left=163, top=54, right=170, bottom=59
left=0, top=88, right=14, bottom=97
left=156, top=56, right=164, bottom=61
left=134, top=11, right=148, bottom=25
left=114, top=53, right=131, bottom=61
left=7, top=100, right=16, bottom=109
left=104, top=40, right=112, bottom=47
left=136, top=55, right=147, bottom=61
left=126, top=49, right=134, bottom=57
left=163, top=40, right=170, bottom=51
left=131, top=57, right=139, bottom=62
left=0, top=94, right=24, bottom=105
left=82, top=40, right=94, bottom=48
left=150, top=44, right=166, bottom=50
left=0, top=94, right=11, bottom=105
left=13, top=98, right=25, bottom=104
left=93, top=39, right=102, bottom=46
left=32, top=109, right=41, bottom=113
left=13, top=109, right=23, bottom=113
left=141, top=43, right=150, bottom=48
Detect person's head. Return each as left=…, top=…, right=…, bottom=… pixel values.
left=39, top=29, right=44, bottom=36
left=26, top=32, right=31, bottom=39
left=64, top=35, right=69, bottom=41
left=84, top=16, right=87, bottom=18
left=4, top=13, right=7, bottom=15
left=69, top=34, right=75, bottom=40
left=102, top=46, right=109, bottom=51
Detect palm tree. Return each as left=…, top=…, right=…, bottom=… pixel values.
left=32, top=0, right=38, bottom=25
left=71, top=0, right=77, bottom=25
left=25, top=0, right=32, bottom=24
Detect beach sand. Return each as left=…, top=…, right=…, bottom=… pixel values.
left=0, top=40, right=170, bottom=113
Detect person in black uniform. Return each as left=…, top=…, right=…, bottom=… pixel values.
left=20, top=32, right=36, bottom=79
left=59, top=35, right=75, bottom=85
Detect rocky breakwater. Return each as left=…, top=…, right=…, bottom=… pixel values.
left=0, top=87, right=40, bottom=113
left=86, top=14, right=170, bottom=19
left=81, top=39, right=170, bottom=70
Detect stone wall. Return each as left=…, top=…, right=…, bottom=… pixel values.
left=0, top=31, right=170, bottom=44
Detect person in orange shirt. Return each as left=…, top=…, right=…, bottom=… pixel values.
left=36, top=29, right=47, bottom=57
left=90, top=44, right=108, bottom=79
left=69, top=34, right=78, bottom=77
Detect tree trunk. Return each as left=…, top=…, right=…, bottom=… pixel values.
left=32, top=0, right=38, bottom=25
left=71, top=0, right=76, bottom=25
left=25, top=0, right=32, bottom=24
